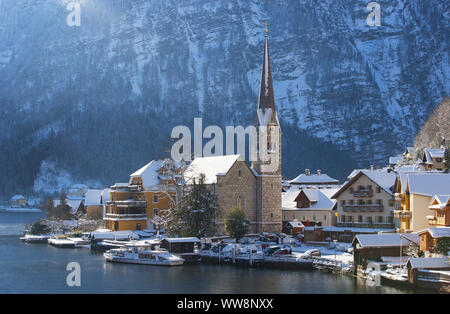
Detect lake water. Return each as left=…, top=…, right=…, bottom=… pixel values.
left=0, top=212, right=417, bottom=294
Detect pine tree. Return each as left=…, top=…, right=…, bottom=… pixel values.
left=435, top=238, right=450, bottom=256
left=444, top=145, right=450, bottom=173
left=225, top=206, right=249, bottom=241
left=168, top=173, right=218, bottom=238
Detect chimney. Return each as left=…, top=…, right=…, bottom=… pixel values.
left=370, top=165, right=374, bottom=171
left=305, top=169, right=310, bottom=176
left=317, top=170, right=322, bottom=176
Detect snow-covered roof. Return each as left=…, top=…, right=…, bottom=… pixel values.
left=289, top=172, right=339, bottom=185
left=353, top=233, right=419, bottom=248
left=53, top=199, right=83, bottom=214
left=422, top=148, right=445, bottom=164
left=407, top=257, right=449, bottom=269
left=334, top=169, right=397, bottom=198
left=407, top=173, right=450, bottom=197
left=184, top=155, right=241, bottom=185
left=282, top=186, right=338, bottom=211
left=404, top=147, right=415, bottom=156
left=418, top=227, right=450, bottom=238
left=11, top=195, right=26, bottom=201
left=389, top=156, right=404, bottom=165
left=305, top=226, right=394, bottom=233
left=130, top=160, right=165, bottom=190
left=161, top=237, right=201, bottom=243
left=286, top=221, right=305, bottom=228
left=101, top=188, right=111, bottom=203
left=85, top=189, right=103, bottom=206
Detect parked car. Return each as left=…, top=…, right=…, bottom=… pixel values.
left=263, top=246, right=281, bottom=256
left=272, top=248, right=291, bottom=256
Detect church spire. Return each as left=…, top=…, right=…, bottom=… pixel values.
left=257, top=23, right=276, bottom=115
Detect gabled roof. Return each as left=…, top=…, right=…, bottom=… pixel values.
left=283, top=186, right=338, bottom=211
left=418, top=227, right=450, bottom=238
left=130, top=160, right=165, bottom=190
left=389, top=156, right=404, bottom=165
left=53, top=199, right=83, bottom=214
left=184, top=155, right=242, bottom=185
left=161, top=237, right=201, bottom=243
left=407, top=173, right=450, bottom=197
left=286, top=221, right=305, bottom=228
left=353, top=233, right=419, bottom=248
left=422, top=148, right=445, bottom=164
left=289, top=173, right=339, bottom=185
left=407, top=257, right=449, bottom=269
left=11, top=195, right=26, bottom=201
left=85, top=189, right=103, bottom=206
left=429, top=194, right=450, bottom=209
left=333, top=169, right=397, bottom=199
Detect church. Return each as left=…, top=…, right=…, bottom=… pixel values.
left=185, top=31, right=282, bottom=234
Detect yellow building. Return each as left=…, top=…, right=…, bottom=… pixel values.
left=84, top=189, right=104, bottom=219
left=394, top=172, right=450, bottom=232
left=104, top=160, right=177, bottom=231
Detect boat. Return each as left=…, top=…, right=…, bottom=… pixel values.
left=66, top=237, right=91, bottom=248
left=20, top=234, right=50, bottom=244
left=104, top=246, right=184, bottom=266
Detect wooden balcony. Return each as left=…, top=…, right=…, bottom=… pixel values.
left=342, top=204, right=383, bottom=213
left=394, top=210, right=412, bottom=219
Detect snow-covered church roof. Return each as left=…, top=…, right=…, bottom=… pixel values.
left=184, top=155, right=241, bottom=185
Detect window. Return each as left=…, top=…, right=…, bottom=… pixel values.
left=153, top=208, right=159, bottom=215
left=377, top=199, right=382, bottom=205
left=358, top=215, right=363, bottom=222
left=238, top=170, right=242, bottom=178
left=377, top=216, right=383, bottom=223
left=341, top=200, right=346, bottom=205
left=324, top=215, right=327, bottom=221
left=436, top=158, right=442, bottom=162
left=153, top=195, right=159, bottom=203
left=349, top=200, right=354, bottom=205
left=367, top=216, right=373, bottom=223
left=136, top=223, right=141, bottom=231
left=349, top=187, right=354, bottom=193
left=348, top=216, right=354, bottom=222
left=367, top=199, right=372, bottom=204
left=341, top=215, right=346, bottom=222
left=376, top=187, right=381, bottom=193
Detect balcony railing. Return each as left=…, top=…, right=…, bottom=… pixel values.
left=105, top=213, right=147, bottom=219
left=393, top=210, right=412, bottom=219
left=106, top=200, right=147, bottom=208
left=353, top=190, right=373, bottom=197
left=394, top=193, right=403, bottom=202
left=337, top=222, right=395, bottom=229
left=342, top=204, right=383, bottom=212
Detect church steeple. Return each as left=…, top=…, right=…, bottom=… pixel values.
left=255, top=26, right=279, bottom=127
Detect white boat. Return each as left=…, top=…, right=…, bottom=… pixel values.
left=104, top=246, right=184, bottom=266
left=20, top=234, right=50, bottom=243
left=66, top=237, right=91, bottom=248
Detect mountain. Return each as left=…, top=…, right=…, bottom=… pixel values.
left=414, top=97, right=450, bottom=156
left=0, top=0, right=448, bottom=198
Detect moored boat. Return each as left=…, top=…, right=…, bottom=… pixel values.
left=48, top=237, right=76, bottom=248
left=104, top=246, right=184, bottom=266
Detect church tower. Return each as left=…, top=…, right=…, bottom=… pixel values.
left=251, top=27, right=282, bottom=233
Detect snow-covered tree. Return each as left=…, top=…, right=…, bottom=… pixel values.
left=167, top=173, right=218, bottom=238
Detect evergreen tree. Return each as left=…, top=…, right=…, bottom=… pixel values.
left=168, top=174, right=217, bottom=238
left=50, top=189, right=72, bottom=220
left=225, top=206, right=249, bottom=241
left=435, top=238, right=450, bottom=256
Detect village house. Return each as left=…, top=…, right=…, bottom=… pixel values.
left=84, top=189, right=104, bottom=219
left=417, top=228, right=450, bottom=255
left=104, top=160, right=176, bottom=231
left=406, top=257, right=450, bottom=290
left=289, top=169, right=339, bottom=189
left=53, top=198, right=85, bottom=216
left=67, top=184, right=89, bottom=200
left=394, top=172, right=450, bottom=232
left=420, top=147, right=446, bottom=171
left=183, top=33, right=282, bottom=235
left=427, top=194, right=450, bottom=228
left=332, top=169, right=397, bottom=230
left=9, top=195, right=28, bottom=208
left=352, top=233, right=420, bottom=273
left=282, top=186, right=338, bottom=228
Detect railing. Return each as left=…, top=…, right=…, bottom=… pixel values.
left=393, top=210, right=412, bottom=219
left=105, top=213, right=147, bottom=219
left=342, top=204, right=383, bottom=212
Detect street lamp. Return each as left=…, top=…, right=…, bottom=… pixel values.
left=333, top=239, right=338, bottom=262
